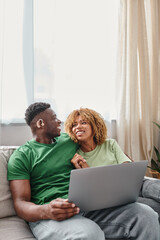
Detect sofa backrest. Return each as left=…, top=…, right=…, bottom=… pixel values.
left=0, top=146, right=18, bottom=218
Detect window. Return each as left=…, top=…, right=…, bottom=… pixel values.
left=0, top=0, right=33, bottom=123
left=0, top=0, right=119, bottom=123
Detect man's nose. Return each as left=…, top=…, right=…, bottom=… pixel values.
left=57, top=118, right=61, bottom=124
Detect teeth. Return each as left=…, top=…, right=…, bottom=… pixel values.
left=76, top=131, right=84, bottom=135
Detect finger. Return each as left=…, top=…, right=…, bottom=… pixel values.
left=74, top=162, right=82, bottom=169
left=63, top=199, right=74, bottom=204
left=79, top=160, right=85, bottom=167
left=53, top=206, right=80, bottom=215
left=63, top=199, right=76, bottom=204
left=71, top=157, right=82, bottom=169
left=72, top=153, right=79, bottom=160
left=55, top=198, right=69, bottom=202
left=71, top=155, right=79, bottom=162
left=63, top=199, right=69, bottom=202
left=81, top=157, right=86, bottom=163
left=71, top=156, right=86, bottom=168
left=75, top=155, right=86, bottom=163
left=55, top=211, right=79, bottom=221
left=51, top=199, right=76, bottom=208
left=79, top=161, right=89, bottom=168
left=75, top=154, right=86, bottom=162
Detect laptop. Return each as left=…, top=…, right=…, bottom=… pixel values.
left=68, top=160, right=148, bottom=211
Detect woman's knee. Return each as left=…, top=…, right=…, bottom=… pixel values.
left=134, top=202, right=159, bottom=227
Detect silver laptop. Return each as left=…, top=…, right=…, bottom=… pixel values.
left=68, top=160, right=148, bottom=211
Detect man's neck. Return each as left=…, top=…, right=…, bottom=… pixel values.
left=34, top=136, right=55, bottom=144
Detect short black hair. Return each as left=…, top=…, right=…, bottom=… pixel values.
left=25, top=102, right=51, bottom=126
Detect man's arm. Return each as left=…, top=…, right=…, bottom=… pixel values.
left=10, top=179, right=80, bottom=222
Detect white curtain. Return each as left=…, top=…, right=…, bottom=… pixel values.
left=116, top=0, right=160, bottom=161
left=0, top=0, right=33, bottom=124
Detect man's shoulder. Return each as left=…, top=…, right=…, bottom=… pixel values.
left=8, top=141, right=33, bottom=180
left=10, top=140, right=34, bottom=158
left=56, top=132, right=78, bottom=150
left=56, top=132, right=76, bottom=144
left=57, top=132, right=69, bottom=139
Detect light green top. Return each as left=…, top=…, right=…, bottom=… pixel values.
left=77, top=139, right=131, bottom=167
left=8, top=133, right=78, bottom=205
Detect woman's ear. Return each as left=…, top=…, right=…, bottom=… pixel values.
left=36, top=119, right=44, bottom=128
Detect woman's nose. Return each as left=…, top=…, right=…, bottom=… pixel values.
left=76, top=123, right=81, bottom=128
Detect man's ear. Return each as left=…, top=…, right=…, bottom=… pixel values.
left=36, top=119, right=44, bottom=128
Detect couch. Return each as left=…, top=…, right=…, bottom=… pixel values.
left=0, top=146, right=160, bottom=240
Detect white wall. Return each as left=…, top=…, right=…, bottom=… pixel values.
left=0, top=124, right=32, bottom=146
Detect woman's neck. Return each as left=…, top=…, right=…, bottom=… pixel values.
left=80, top=140, right=97, bottom=152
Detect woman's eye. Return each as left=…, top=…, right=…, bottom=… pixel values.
left=82, top=122, right=87, bottom=125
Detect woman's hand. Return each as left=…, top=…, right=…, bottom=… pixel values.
left=71, top=153, right=89, bottom=169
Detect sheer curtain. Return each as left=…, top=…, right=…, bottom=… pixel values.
left=116, top=0, right=160, bottom=161
left=0, top=0, right=33, bottom=124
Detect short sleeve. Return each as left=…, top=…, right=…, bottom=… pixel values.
left=112, top=140, right=132, bottom=164
left=7, top=150, right=30, bottom=180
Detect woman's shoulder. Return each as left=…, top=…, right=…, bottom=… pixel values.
left=103, top=138, right=118, bottom=150
left=105, top=138, right=117, bottom=145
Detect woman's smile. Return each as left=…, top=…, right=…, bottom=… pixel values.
left=76, top=130, right=85, bottom=136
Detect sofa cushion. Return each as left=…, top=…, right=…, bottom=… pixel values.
left=0, top=216, right=36, bottom=240
left=0, top=147, right=18, bottom=218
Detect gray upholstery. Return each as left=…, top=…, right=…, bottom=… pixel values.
left=0, top=216, right=36, bottom=240
left=0, top=147, right=36, bottom=240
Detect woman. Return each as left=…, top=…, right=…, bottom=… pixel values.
left=65, top=107, right=160, bottom=213
left=65, top=107, right=131, bottom=169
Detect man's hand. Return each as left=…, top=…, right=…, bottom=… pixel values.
left=44, top=198, right=80, bottom=221
left=71, top=153, right=89, bottom=169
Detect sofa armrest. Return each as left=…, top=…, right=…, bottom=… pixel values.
left=144, top=176, right=160, bottom=181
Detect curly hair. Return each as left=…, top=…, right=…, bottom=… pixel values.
left=25, top=102, right=51, bottom=126
left=65, top=108, right=107, bottom=145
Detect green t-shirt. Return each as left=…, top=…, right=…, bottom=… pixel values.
left=77, top=139, right=131, bottom=167
left=8, top=133, right=78, bottom=205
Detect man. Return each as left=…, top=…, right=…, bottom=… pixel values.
left=8, top=102, right=160, bottom=240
